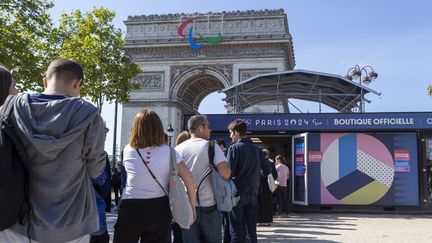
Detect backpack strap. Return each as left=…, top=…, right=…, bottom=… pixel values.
left=0, top=95, right=17, bottom=122
left=196, top=140, right=216, bottom=206
left=208, top=140, right=216, bottom=168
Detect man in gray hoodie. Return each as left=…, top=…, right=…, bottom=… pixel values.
left=0, top=58, right=106, bottom=243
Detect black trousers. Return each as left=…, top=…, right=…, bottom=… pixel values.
left=114, top=197, right=171, bottom=243
left=112, top=185, right=122, bottom=206
left=90, top=230, right=109, bottom=243
left=275, top=186, right=288, bottom=214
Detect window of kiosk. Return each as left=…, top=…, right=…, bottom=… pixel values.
left=292, top=133, right=308, bottom=206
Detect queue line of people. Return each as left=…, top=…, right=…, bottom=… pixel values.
left=115, top=114, right=271, bottom=243
left=0, top=59, right=288, bottom=243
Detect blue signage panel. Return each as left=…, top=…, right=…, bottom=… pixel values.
left=189, top=112, right=432, bottom=132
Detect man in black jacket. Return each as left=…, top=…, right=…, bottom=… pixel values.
left=226, top=119, right=270, bottom=243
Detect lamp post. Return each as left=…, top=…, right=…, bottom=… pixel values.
left=345, top=65, right=378, bottom=113
left=167, top=124, right=174, bottom=146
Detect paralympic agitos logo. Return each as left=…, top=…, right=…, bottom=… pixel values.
left=177, top=17, right=223, bottom=49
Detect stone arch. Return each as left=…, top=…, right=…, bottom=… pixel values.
left=121, top=9, right=295, bottom=148
left=170, top=66, right=231, bottom=111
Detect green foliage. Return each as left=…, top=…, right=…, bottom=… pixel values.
left=54, top=8, right=141, bottom=111
left=0, top=0, right=54, bottom=92
left=1, top=4, right=141, bottom=111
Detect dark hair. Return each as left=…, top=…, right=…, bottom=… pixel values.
left=227, top=119, right=247, bottom=136
left=187, top=115, right=208, bottom=133
left=129, top=109, right=166, bottom=148
left=216, top=138, right=226, bottom=148
left=0, top=66, right=13, bottom=105
left=46, top=58, right=84, bottom=85
left=275, top=154, right=286, bottom=164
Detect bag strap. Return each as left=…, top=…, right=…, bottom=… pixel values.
left=169, top=147, right=178, bottom=176
left=0, top=95, right=16, bottom=119
left=208, top=140, right=215, bottom=167
left=196, top=140, right=216, bottom=206
left=136, top=149, right=168, bottom=196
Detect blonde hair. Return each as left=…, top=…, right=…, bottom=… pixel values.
left=129, top=109, right=165, bottom=149
left=176, top=130, right=191, bottom=145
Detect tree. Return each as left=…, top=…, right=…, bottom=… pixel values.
left=0, top=0, right=54, bottom=92
left=54, top=7, right=141, bottom=111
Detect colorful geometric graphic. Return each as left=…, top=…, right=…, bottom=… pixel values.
left=178, top=17, right=223, bottom=49
left=320, top=133, right=395, bottom=205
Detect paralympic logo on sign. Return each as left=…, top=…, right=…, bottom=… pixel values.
left=177, top=17, right=223, bottom=49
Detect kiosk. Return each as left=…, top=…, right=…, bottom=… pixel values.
left=189, top=112, right=432, bottom=211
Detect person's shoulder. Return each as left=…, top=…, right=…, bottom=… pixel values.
left=179, top=138, right=206, bottom=147
left=228, top=141, right=241, bottom=150
left=123, top=145, right=135, bottom=155
left=159, top=144, right=171, bottom=153
left=73, top=98, right=99, bottom=113
left=175, top=139, right=189, bottom=151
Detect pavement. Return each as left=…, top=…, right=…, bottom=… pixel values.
left=106, top=212, right=432, bottom=242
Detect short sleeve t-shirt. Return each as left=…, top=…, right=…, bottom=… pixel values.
left=122, top=144, right=183, bottom=199
left=175, top=138, right=226, bottom=207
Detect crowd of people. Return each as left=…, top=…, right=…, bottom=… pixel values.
left=0, top=59, right=292, bottom=243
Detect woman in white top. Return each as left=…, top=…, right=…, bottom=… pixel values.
left=113, top=109, right=196, bottom=243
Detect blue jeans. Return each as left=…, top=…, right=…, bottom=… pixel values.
left=181, top=205, right=221, bottom=243
left=229, top=195, right=258, bottom=243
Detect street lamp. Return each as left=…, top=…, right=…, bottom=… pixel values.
left=345, top=65, right=378, bottom=113
left=167, top=124, right=174, bottom=146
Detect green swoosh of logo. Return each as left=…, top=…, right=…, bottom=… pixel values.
left=199, top=32, right=223, bottom=44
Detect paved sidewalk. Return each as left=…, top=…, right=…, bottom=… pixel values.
left=106, top=212, right=432, bottom=242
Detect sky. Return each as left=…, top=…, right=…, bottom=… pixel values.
left=49, top=0, right=432, bottom=155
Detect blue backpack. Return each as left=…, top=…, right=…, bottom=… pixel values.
left=197, top=140, right=240, bottom=212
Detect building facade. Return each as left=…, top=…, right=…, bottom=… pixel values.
left=121, top=9, right=295, bottom=147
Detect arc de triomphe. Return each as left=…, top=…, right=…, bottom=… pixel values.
left=121, top=9, right=295, bottom=147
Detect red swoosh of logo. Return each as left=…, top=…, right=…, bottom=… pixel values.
left=178, top=17, right=197, bottom=37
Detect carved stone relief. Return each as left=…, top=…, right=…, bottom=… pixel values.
left=239, top=68, right=277, bottom=81
left=131, top=72, right=164, bottom=91
left=130, top=45, right=284, bottom=62
left=170, top=64, right=232, bottom=82
left=126, top=10, right=288, bottom=39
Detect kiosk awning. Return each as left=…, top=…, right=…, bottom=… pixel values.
left=220, top=69, right=381, bottom=112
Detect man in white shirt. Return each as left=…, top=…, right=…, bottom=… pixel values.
left=175, top=115, right=231, bottom=243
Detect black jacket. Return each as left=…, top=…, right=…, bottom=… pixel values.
left=227, top=137, right=271, bottom=198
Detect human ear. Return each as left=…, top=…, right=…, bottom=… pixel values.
left=73, top=79, right=82, bottom=89
left=43, top=77, right=48, bottom=88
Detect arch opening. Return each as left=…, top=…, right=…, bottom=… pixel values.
left=174, top=73, right=226, bottom=112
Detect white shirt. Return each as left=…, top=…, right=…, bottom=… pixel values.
left=122, top=144, right=182, bottom=199
left=175, top=138, right=226, bottom=207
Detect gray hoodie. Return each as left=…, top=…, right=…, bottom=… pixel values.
left=10, top=94, right=106, bottom=243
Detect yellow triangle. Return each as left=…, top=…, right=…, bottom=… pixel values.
left=340, top=180, right=389, bottom=205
